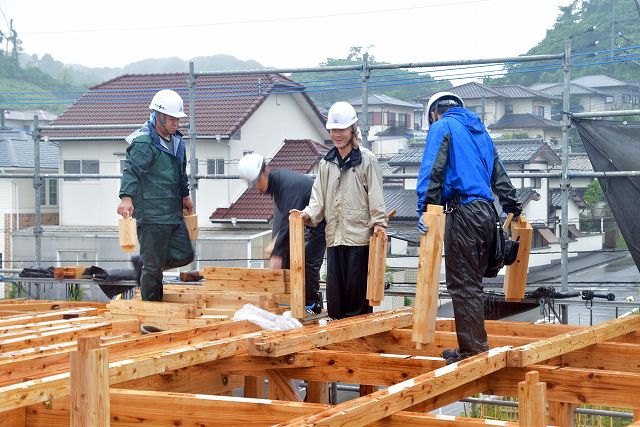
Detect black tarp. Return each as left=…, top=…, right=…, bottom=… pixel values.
left=571, top=118, right=640, bottom=272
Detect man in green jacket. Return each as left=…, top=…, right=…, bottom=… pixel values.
left=117, top=89, right=194, bottom=301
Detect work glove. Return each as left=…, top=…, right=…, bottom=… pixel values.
left=503, top=206, right=522, bottom=220
left=418, top=215, right=428, bottom=234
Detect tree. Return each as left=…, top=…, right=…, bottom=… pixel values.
left=584, top=179, right=605, bottom=207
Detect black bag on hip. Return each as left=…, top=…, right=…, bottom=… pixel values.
left=484, top=211, right=520, bottom=278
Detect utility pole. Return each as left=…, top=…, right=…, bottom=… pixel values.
left=360, top=53, right=371, bottom=150
left=610, top=0, right=616, bottom=59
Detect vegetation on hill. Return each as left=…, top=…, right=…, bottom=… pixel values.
left=291, top=47, right=451, bottom=108
left=487, top=0, right=640, bottom=86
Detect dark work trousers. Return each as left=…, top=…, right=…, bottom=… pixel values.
left=137, top=222, right=194, bottom=301
left=326, top=245, right=372, bottom=319
left=282, top=221, right=326, bottom=308
left=444, top=199, right=495, bottom=357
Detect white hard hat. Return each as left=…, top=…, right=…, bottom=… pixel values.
left=148, top=89, right=187, bottom=118
left=237, top=153, right=265, bottom=187
left=426, top=91, right=464, bottom=128
left=326, top=101, right=358, bottom=129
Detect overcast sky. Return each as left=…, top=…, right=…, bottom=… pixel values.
left=1, top=0, right=574, bottom=69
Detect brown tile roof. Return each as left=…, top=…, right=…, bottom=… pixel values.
left=46, top=73, right=322, bottom=138
left=210, top=139, right=329, bottom=221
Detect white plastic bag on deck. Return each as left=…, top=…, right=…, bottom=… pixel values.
left=232, top=304, right=303, bottom=331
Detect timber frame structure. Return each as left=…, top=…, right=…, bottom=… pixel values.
left=1, top=293, right=640, bottom=426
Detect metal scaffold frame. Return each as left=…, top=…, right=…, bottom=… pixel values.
left=2, top=39, right=640, bottom=299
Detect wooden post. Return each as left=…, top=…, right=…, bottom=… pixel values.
left=359, top=384, right=378, bottom=396
left=412, top=204, right=445, bottom=349
left=289, top=211, right=306, bottom=319
left=504, top=215, right=533, bottom=301
left=549, top=400, right=576, bottom=427
left=518, top=371, right=547, bottom=427
left=118, top=213, right=137, bottom=252
left=306, top=381, right=329, bottom=404
left=244, top=376, right=263, bottom=398
left=183, top=210, right=198, bottom=241
left=366, top=230, right=387, bottom=306
left=70, top=335, right=110, bottom=427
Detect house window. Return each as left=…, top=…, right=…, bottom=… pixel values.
left=387, top=112, right=396, bottom=126
left=398, top=113, right=408, bottom=127
left=39, top=179, right=58, bottom=206
left=63, top=160, right=99, bottom=181
left=57, top=250, right=97, bottom=266
left=605, top=96, right=614, bottom=104
left=536, top=106, right=545, bottom=117
left=242, top=150, right=254, bottom=156
left=207, top=158, right=225, bottom=175
left=505, top=104, right=514, bottom=115
left=119, top=159, right=126, bottom=173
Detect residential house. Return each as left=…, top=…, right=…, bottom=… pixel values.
left=0, top=129, right=59, bottom=268
left=571, top=74, right=640, bottom=110
left=348, top=94, right=422, bottom=155
left=414, top=82, right=558, bottom=129
left=209, top=139, right=329, bottom=268
left=1, top=109, right=57, bottom=133
left=530, top=82, right=610, bottom=116
left=11, top=72, right=328, bottom=271
left=488, top=114, right=563, bottom=142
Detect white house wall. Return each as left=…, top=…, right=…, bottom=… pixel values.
left=196, top=93, right=326, bottom=226
left=59, top=140, right=124, bottom=226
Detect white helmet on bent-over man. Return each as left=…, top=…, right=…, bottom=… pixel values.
left=148, top=89, right=188, bottom=118
left=237, top=153, right=265, bottom=187
left=426, top=91, right=464, bottom=128
left=326, top=101, right=358, bottom=129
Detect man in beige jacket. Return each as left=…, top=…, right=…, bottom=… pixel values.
left=293, top=101, right=387, bottom=319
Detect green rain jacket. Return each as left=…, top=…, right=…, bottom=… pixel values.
left=119, top=122, right=189, bottom=224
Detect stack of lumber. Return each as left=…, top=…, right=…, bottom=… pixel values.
left=106, top=267, right=292, bottom=330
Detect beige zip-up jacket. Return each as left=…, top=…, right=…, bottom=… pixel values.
left=303, top=146, right=387, bottom=247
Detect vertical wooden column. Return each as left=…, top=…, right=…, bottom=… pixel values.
left=306, top=381, right=329, bottom=404
left=244, top=376, right=264, bottom=398
left=366, top=230, right=387, bottom=306
left=289, top=211, right=305, bottom=319
left=412, top=204, right=445, bottom=349
left=549, top=400, right=576, bottom=427
left=518, top=371, right=547, bottom=427
left=70, top=335, right=110, bottom=427
left=504, top=215, right=533, bottom=301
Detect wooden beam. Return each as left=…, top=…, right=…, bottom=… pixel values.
left=0, top=408, right=25, bottom=427
left=0, top=308, right=98, bottom=327
left=107, top=299, right=196, bottom=319
left=201, top=267, right=289, bottom=293
left=407, top=377, right=489, bottom=413
left=0, top=322, right=115, bottom=353
left=0, top=331, right=261, bottom=411
left=412, top=204, right=445, bottom=348
left=507, top=314, right=640, bottom=367
left=289, top=210, right=305, bottom=319
left=280, top=347, right=511, bottom=426
left=517, top=371, right=546, bottom=427
left=70, top=336, right=109, bottom=427
left=268, top=370, right=301, bottom=402
left=275, top=350, right=444, bottom=386
left=370, top=412, right=519, bottom=426
left=115, top=367, right=243, bottom=395
left=488, top=365, right=640, bottom=409
left=248, top=307, right=413, bottom=357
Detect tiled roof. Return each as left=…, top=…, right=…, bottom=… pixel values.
left=414, top=82, right=557, bottom=102
left=488, top=113, right=562, bottom=130
left=550, top=188, right=589, bottom=209
left=348, top=94, right=421, bottom=109
left=388, top=143, right=425, bottom=166
left=572, top=74, right=628, bottom=88
left=389, top=139, right=559, bottom=166
left=384, top=184, right=418, bottom=220
left=530, top=82, right=607, bottom=97
left=375, top=126, right=415, bottom=137
left=0, top=129, right=59, bottom=169
left=209, top=139, right=328, bottom=221
left=46, top=73, right=323, bottom=139
left=550, top=153, right=594, bottom=172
